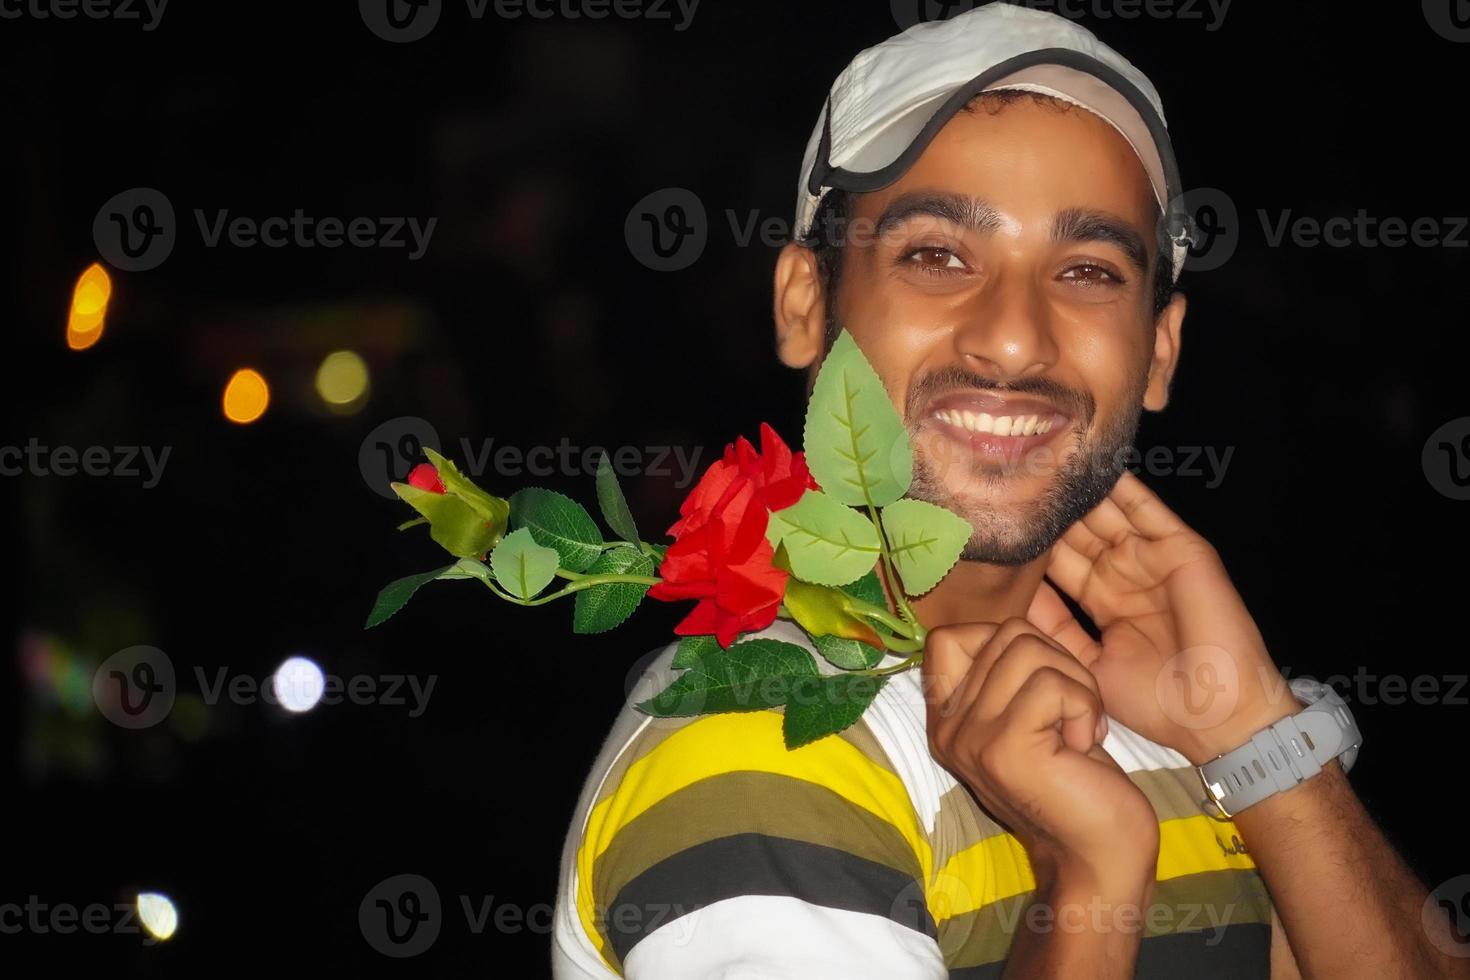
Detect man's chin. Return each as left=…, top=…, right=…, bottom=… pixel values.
left=909, top=453, right=1127, bottom=566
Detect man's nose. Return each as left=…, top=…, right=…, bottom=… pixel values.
left=950, top=268, right=1059, bottom=379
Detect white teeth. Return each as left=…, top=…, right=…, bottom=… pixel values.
left=937, top=410, right=1058, bottom=437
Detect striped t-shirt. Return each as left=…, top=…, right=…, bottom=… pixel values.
left=552, top=617, right=1275, bottom=978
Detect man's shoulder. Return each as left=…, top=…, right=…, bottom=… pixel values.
left=553, top=620, right=946, bottom=978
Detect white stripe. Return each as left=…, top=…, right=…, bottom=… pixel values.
left=620, top=895, right=947, bottom=980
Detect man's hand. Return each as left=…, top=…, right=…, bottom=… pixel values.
left=1026, top=470, right=1297, bottom=765
left=922, top=618, right=1159, bottom=892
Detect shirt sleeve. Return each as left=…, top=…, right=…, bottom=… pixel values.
left=568, top=708, right=947, bottom=979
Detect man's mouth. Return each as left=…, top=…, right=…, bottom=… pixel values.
left=924, top=391, right=1073, bottom=465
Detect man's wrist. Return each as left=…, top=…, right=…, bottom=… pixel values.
left=1181, top=697, right=1299, bottom=767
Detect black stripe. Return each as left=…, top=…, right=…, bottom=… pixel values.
left=947, top=922, right=1272, bottom=979
left=604, top=832, right=936, bottom=964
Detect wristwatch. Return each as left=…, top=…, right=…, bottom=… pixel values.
left=1197, top=676, right=1362, bottom=819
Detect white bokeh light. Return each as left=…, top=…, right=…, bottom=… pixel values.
left=136, top=892, right=178, bottom=940
left=271, top=656, right=325, bottom=713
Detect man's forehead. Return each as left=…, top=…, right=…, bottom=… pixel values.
left=851, top=97, right=1158, bottom=230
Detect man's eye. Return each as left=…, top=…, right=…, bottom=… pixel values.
left=1060, top=263, right=1122, bottom=284
left=905, top=247, right=966, bottom=272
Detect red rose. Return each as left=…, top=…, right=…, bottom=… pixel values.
left=648, top=423, right=819, bottom=648
left=665, top=422, right=819, bottom=538
left=407, top=463, right=446, bottom=494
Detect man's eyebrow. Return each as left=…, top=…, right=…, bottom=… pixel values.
left=874, top=193, right=1003, bottom=238
left=1050, top=207, right=1150, bottom=275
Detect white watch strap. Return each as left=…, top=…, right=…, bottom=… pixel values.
left=1198, top=685, right=1361, bottom=817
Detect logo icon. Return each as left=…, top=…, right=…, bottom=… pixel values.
left=360, top=0, right=442, bottom=42
left=93, top=188, right=176, bottom=272
left=360, top=873, right=442, bottom=957
left=93, top=646, right=175, bottom=729
left=1423, top=418, right=1470, bottom=500
left=359, top=416, right=443, bottom=499
left=625, top=188, right=707, bottom=272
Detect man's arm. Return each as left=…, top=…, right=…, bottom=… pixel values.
left=922, top=620, right=1161, bottom=980
left=1218, top=750, right=1466, bottom=979
left=1028, top=470, right=1469, bottom=980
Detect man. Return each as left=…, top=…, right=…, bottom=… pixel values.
left=552, top=5, right=1467, bottom=977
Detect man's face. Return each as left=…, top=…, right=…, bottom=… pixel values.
left=806, top=96, right=1178, bottom=564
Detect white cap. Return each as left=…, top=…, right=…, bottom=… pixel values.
left=795, top=4, right=1193, bottom=279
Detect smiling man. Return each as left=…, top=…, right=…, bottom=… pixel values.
left=551, top=6, right=1467, bottom=978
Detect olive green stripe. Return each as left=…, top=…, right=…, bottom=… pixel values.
left=592, top=706, right=901, bottom=812
left=940, top=867, right=1272, bottom=969
left=932, top=766, right=1218, bottom=867
left=592, top=769, right=924, bottom=915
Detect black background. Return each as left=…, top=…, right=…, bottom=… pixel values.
left=6, top=0, right=1469, bottom=975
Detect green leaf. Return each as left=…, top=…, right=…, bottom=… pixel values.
left=508, top=487, right=605, bottom=572
left=670, top=634, right=722, bottom=669
left=573, top=546, right=654, bottom=634
left=636, top=638, right=818, bottom=717
left=766, top=489, right=881, bottom=586
left=365, top=564, right=459, bottom=629
left=880, top=497, right=975, bottom=597
left=421, top=446, right=511, bottom=532
left=804, top=329, right=913, bottom=507
left=594, top=452, right=642, bottom=551
left=393, top=482, right=503, bottom=559
left=841, top=567, right=887, bottom=608
left=783, top=674, right=888, bottom=749
left=810, top=633, right=884, bottom=670
left=490, top=527, right=561, bottom=599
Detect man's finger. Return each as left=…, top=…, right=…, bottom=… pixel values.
left=922, top=622, right=999, bottom=710
left=1004, top=667, right=1103, bottom=754
left=1108, top=470, right=1188, bottom=539
left=1025, top=580, right=1103, bottom=667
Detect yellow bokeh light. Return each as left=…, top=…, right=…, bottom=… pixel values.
left=222, top=368, right=270, bottom=424
left=314, top=350, right=370, bottom=411
left=66, top=263, right=112, bottom=350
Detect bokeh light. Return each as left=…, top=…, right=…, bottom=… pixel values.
left=271, top=656, right=325, bottom=713
left=222, top=368, right=270, bottom=424
left=314, top=350, right=370, bottom=413
left=137, top=892, right=178, bottom=941
left=66, top=262, right=112, bottom=351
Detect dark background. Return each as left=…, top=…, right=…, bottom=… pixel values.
left=6, top=0, right=1469, bottom=974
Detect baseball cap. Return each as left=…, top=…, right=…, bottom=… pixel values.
left=795, top=3, right=1193, bottom=280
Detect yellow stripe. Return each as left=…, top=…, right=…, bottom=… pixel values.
left=931, top=814, right=1258, bottom=923
left=573, top=711, right=932, bottom=971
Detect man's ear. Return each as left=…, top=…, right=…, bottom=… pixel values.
left=1143, top=290, right=1186, bottom=411
left=773, top=242, right=827, bottom=370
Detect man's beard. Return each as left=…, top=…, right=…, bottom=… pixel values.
left=821, top=312, right=1147, bottom=567
left=907, top=390, right=1143, bottom=566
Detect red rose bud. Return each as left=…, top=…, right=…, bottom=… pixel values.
left=407, top=463, right=446, bottom=494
